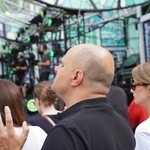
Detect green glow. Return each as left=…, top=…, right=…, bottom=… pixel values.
left=47, top=18, right=52, bottom=26
left=8, top=49, right=12, bottom=54
left=9, top=69, right=14, bottom=75
left=49, top=50, right=54, bottom=57
left=27, top=99, right=37, bottom=112
left=40, top=10, right=44, bottom=17
left=26, top=36, right=30, bottom=42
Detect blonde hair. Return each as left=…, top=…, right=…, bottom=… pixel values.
left=132, top=63, right=150, bottom=84
left=33, top=81, right=57, bottom=107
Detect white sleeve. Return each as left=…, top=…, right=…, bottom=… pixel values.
left=23, top=126, right=47, bottom=150
left=135, top=125, right=150, bottom=150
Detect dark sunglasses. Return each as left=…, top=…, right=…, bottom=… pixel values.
left=130, top=79, right=149, bottom=91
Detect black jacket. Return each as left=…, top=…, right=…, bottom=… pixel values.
left=42, top=97, right=135, bottom=150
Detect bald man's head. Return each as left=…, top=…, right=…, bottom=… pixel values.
left=68, top=44, right=115, bottom=88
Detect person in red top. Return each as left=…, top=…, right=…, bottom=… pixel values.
left=128, top=99, right=148, bottom=132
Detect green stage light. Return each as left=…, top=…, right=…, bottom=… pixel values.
left=26, top=36, right=30, bottom=42
left=26, top=99, right=37, bottom=112
left=9, top=69, right=14, bottom=75
left=49, top=50, right=54, bottom=57
left=8, top=49, right=12, bottom=54
left=23, top=26, right=27, bottom=31
left=40, top=10, right=44, bottom=17
left=47, top=18, right=52, bottom=26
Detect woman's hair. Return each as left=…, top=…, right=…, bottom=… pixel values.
left=0, top=79, right=26, bottom=126
left=132, top=63, right=150, bottom=84
left=33, top=81, right=57, bottom=107
left=41, top=44, right=47, bottom=50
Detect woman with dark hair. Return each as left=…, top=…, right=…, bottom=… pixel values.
left=130, top=62, right=150, bottom=149
left=28, top=81, right=62, bottom=134
left=0, top=79, right=47, bottom=150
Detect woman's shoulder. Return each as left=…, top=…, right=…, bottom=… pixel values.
left=15, top=125, right=47, bottom=140
left=15, top=126, right=47, bottom=150
left=28, top=125, right=47, bottom=134
left=136, top=117, right=150, bottom=133
left=26, top=126, right=47, bottom=150
left=28, top=115, right=46, bottom=123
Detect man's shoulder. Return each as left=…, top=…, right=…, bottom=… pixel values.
left=44, top=53, right=50, bottom=57
left=57, top=110, right=87, bottom=127
left=57, top=106, right=110, bottom=128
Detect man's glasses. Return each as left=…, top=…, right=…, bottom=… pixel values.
left=130, top=79, right=149, bottom=91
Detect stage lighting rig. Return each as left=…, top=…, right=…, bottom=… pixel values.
left=25, top=35, right=39, bottom=43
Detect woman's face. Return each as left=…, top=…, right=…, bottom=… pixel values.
left=130, top=79, right=150, bottom=105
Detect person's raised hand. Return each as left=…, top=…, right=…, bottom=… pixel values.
left=0, top=106, right=29, bottom=150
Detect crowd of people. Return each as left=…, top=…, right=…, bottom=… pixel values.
left=14, top=43, right=51, bottom=100
left=0, top=43, right=149, bottom=150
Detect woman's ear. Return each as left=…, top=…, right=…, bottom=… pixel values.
left=35, top=98, right=38, bottom=101
left=71, top=70, right=83, bottom=86
left=147, top=85, right=150, bottom=97
left=35, top=98, right=41, bottom=105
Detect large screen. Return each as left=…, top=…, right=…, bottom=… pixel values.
left=5, top=25, right=19, bottom=40
left=0, top=23, right=4, bottom=37
left=110, top=50, right=127, bottom=68
left=100, top=20, right=126, bottom=47
left=144, top=21, right=150, bottom=62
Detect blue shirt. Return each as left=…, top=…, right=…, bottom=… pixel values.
left=28, top=114, right=61, bottom=134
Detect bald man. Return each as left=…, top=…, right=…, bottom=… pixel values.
left=0, top=44, right=135, bottom=150
left=42, top=44, right=134, bottom=149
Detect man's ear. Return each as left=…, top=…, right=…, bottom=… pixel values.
left=71, top=70, right=83, bottom=86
